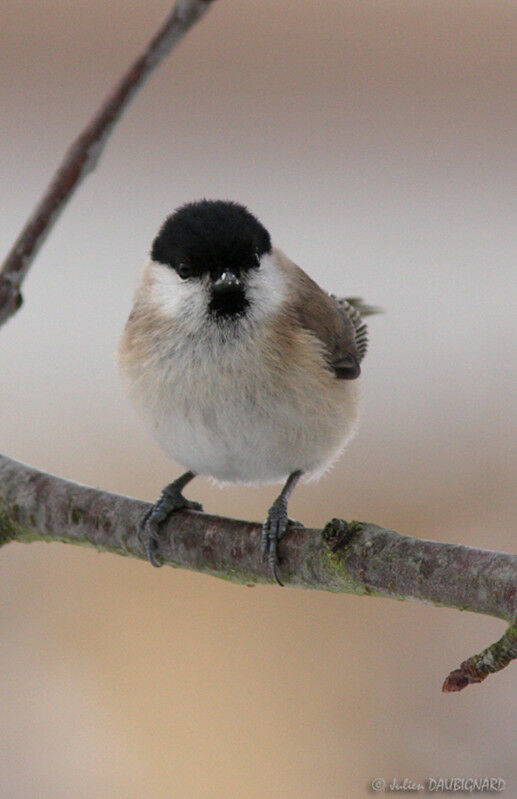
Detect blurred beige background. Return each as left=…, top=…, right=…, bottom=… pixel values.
left=1, top=1, right=516, bottom=797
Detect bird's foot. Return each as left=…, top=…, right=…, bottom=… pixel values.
left=261, top=499, right=302, bottom=586
left=139, top=479, right=202, bottom=567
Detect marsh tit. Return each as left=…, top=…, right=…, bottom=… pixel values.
left=118, top=199, right=377, bottom=583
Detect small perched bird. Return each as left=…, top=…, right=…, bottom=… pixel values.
left=118, top=199, right=377, bottom=583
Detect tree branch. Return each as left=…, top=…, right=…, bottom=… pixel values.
left=0, top=452, right=515, bottom=691
left=0, top=0, right=216, bottom=327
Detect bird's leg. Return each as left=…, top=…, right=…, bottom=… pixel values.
left=261, top=470, right=303, bottom=586
left=139, top=471, right=202, bottom=567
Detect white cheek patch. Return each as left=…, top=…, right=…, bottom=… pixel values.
left=245, top=252, right=288, bottom=322
left=147, top=260, right=207, bottom=326
left=146, top=251, right=287, bottom=334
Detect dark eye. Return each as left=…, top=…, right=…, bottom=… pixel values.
left=252, top=251, right=261, bottom=268
left=177, top=263, right=192, bottom=280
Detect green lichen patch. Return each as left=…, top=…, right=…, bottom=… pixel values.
left=0, top=501, right=18, bottom=545
left=318, top=542, right=367, bottom=596
left=71, top=508, right=83, bottom=525
left=0, top=500, right=39, bottom=545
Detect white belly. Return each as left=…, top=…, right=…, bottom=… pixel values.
left=137, top=332, right=360, bottom=485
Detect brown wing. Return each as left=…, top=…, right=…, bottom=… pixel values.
left=277, top=251, right=372, bottom=380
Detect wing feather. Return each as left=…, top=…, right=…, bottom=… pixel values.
left=275, top=249, right=379, bottom=381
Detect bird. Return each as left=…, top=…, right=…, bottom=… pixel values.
left=118, top=199, right=377, bottom=584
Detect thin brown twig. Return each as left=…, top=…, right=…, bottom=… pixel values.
left=0, top=0, right=216, bottom=327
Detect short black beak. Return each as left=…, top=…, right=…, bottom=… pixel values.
left=212, top=271, right=241, bottom=294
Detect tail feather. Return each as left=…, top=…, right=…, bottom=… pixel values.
left=343, top=297, right=383, bottom=317
left=330, top=295, right=382, bottom=362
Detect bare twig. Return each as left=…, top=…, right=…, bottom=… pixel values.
left=443, top=624, right=517, bottom=692
left=0, top=0, right=216, bottom=326
left=0, top=453, right=515, bottom=690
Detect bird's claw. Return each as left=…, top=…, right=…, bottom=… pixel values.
left=139, top=489, right=202, bottom=568
left=139, top=507, right=161, bottom=567
left=261, top=499, right=294, bottom=586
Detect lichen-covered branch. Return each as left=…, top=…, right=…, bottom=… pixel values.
left=0, top=453, right=515, bottom=690
left=0, top=0, right=216, bottom=327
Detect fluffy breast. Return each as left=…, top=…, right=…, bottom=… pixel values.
left=118, top=260, right=360, bottom=484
